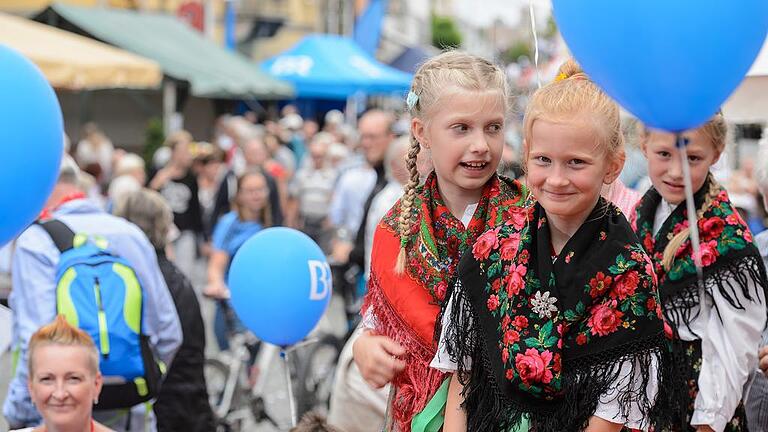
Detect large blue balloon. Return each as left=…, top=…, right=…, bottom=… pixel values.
left=552, top=1, right=768, bottom=132
left=228, top=227, right=332, bottom=346
left=0, top=45, right=63, bottom=246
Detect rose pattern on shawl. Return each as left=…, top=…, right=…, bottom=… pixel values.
left=515, top=348, right=554, bottom=386
left=610, top=270, right=640, bottom=300
left=587, top=301, right=624, bottom=336
left=471, top=204, right=662, bottom=397
left=588, top=272, right=612, bottom=297
left=500, top=233, right=522, bottom=260
left=698, top=240, right=719, bottom=267
left=632, top=178, right=756, bottom=284
left=473, top=227, right=501, bottom=261
left=487, top=294, right=500, bottom=312
left=505, top=263, right=527, bottom=297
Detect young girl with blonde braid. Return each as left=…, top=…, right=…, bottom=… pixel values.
left=631, top=114, right=768, bottom=432
left=353, top=51, right=528, bottom=431
left=435, top=60, right=670, bottom=431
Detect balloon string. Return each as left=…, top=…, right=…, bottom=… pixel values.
left=678, top=135, right=705, bottom=285
left=529, top=0, right=542, bottom=89
left=281, top=348, right=298, bottom=427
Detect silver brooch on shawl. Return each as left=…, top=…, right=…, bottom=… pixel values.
left=531, top=291, right=558, bottom=319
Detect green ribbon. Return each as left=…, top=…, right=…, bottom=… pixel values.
left=411, top=378, right=450, bottom=432
left=410, top=377, right=530, bottom=432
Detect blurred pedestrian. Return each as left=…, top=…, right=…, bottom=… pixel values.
left=288, top=132, right=338, bottom=247
left=116, top=189, right=214, bottom=432
left=148, top=130, right=203, bottom=279
left=328, top=110, right=394, bottom=266
left=75, top=122, right=114, bottom=184
left=240, top=137, right=285, bottom=226
left=204, top=170, right=271, bottom=350
left=107, top=153, right=146, bottom=213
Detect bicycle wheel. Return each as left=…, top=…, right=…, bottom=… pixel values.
left=294, top=334, right=343, bottom=416
left=204, top=358, right=230, bottom=415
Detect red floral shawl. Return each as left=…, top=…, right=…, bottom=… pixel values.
left=362, top=172, right=526, bottom=431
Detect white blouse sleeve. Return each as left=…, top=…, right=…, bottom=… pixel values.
left=592, top=355, right=660, bottom=431
left=691, top=275, right=764, bottom=432
left=430, top=295, right=464, bottom=373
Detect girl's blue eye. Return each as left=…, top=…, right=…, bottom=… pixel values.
left=486, top=124, right=502, bottom=133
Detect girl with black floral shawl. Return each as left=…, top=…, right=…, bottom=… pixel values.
left=435, top=61, right=670, bottom=432
left=631, top=114, right=768, bottom=432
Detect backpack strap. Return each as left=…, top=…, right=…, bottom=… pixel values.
left=38, top=220, right=76, bottom=252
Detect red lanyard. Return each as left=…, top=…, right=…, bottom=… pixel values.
left=38, top=192, right=87, bottom=221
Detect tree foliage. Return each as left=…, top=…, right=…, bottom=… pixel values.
left=431, top=15, right=462, bottom=49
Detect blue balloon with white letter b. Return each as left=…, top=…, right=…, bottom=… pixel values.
left=552, top=0, right=768, bottom=132
left=0, top=45, right=63, bottom=247
left=228, top=227, right=332, bottom=346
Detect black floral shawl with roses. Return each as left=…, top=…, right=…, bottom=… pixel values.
left=443, top=199, right=671, bottom=431
left=631, top=174, right=767, bottom=333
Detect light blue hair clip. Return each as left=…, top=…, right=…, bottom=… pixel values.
left=406, top=90, right=419, bottom=111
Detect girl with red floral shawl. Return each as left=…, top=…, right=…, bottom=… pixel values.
left=435, top=61, right=671, bottom=431
left=354, top=51, right=527, bottom=431
left=631, top=114, right=768, bottom=432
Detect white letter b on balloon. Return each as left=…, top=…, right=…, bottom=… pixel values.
left=308, top=260, right=331, bottom=301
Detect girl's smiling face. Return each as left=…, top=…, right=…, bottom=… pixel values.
left=642, top=129, right=721, bottom=205
left=526, top=116, right=623, bottom=224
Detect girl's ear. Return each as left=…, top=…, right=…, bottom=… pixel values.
left=412, top=117, right=428, bottom=149
left=711, top=148, right=723, bottom=166
left=522, top=138, right=529, bottom=154
left=604, top=150, right=625, bottom=185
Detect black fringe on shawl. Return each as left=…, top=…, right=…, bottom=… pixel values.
left=441, top=279, right=676, bottom=432
left=662, top=254, right=768, bottom=337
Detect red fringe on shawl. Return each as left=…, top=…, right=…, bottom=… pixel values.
left=361, top=274, right=447, bottom=432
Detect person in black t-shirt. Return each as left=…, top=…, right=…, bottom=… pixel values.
left=149, top=131, right=203, bottom=279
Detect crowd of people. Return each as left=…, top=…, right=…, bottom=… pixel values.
left=1, top=48, right=768, bottom=432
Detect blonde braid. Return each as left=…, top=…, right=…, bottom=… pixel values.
left=662, top=180, right=720, bottom=271
left=394, top=134, right=422, bottom=274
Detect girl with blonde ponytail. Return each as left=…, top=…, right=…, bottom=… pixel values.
left=436, top=59, right=670, bottom=432
left=632, top=114, right=768, bottom=431
left=353, top=51, right=527, bottom=431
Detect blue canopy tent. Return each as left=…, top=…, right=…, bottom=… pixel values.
left=261, top=34, right=412, bottom=100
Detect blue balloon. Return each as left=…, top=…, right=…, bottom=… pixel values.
left=228, top=227, right=332, bottom=346
left=552, top=1, right=768, bottom=132
left=0, top=45, right=63, bottom=246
